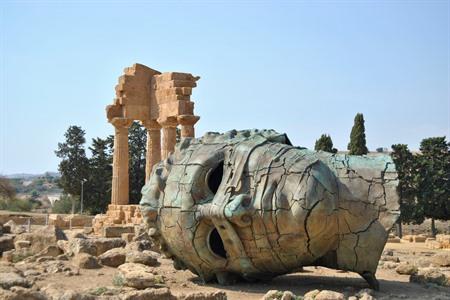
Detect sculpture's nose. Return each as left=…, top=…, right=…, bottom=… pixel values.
left=195, top=193, right=253, bottom=227
left=224, top=194, right=254, bottom=227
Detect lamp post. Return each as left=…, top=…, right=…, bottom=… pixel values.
left=80, top=179, right=87, bottom=214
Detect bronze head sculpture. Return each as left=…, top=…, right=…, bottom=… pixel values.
left=140, top=129, right=399, bottom=290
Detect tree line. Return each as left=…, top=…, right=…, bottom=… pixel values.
left=314, top=113, right=450, bottom=236
left=54, top=122, right=147, bottom=214
left=47, top=113, right=450, bottom=236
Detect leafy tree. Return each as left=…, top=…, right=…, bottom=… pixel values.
left=391, top=144, right=424, bottom=237
left=55, top=126, right=89, bottom=209
left=30, top=190, right=40, bottom=201
left=348, top=113, right=368, bottom=155
left=52, top=195, right=80, bottom=214
left=85, top=137, right=113, bottom=214
left=0, top=176, right=16, bottom=200
left=415, top=137, right=450, bottom=236
left=128, top=122, right=147, bottom=204
left=314, top=134, right=338, bottom=153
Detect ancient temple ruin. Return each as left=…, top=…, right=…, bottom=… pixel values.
left=94, top=63, right=200, bottom=234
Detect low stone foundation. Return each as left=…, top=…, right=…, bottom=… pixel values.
left=426, top=234, right=450, bottom=249
left=48, top=214, right=94, bottom=228
left=93, top=204, right=143, bottom=236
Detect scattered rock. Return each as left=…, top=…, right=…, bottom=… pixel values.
left=262, top=290, right=283, bottom=300
left=126, top=250, right=160, bottom=266
left=16, top=226, right=67, bottom=255
left=99, top=247, right=126, bottom=267
left=117, top=272, right=164, bottom=290
left=94, top=238, right=126, bottom=256
left=120, top=287, right=176, bottom=300
left=23, top=269, right=41, bottom=277
left=40, top=283, right=96, bottom=300
left=83, top=227, right=94, bottom=235
left=118, top=263, right=158, bottom=275
left=68, top=238, right=97, bottom=256
left=4, top=221, right=26, bottom=235
left=315, top=290, right=345, bottom=300
left=0, top=272, right=31, bottom=289
left=416, top=258, right=432, bottom=268
left=380, top=261, right=399, bottom=269
left=380, top=256, right=400, bottom=263
left=1, top=250, right=15, bottom=262
left=126, top=240, right=153, bottom=252
left=36, top=245, right=62, bottom=258
left=122, top=233, right=135, bottom=243
left=56, top=254, right=69, bottom=261
left=395, top=262, right=418, bottom=275
left=0, top=235, right=14, bottom=255
left=103, top=225, right=135, bottom=238
left=65, top=230, right=87, bottom=240
left=430, top=253, right=450, bottom=267
left=56, top=240, right=71, bottom=255
left=0, top=286, right=47, bottom=300
left=356, top=289, right=375, bottom=300
left=281, top=291, right=296, bottom=300
left=73, top=253, right=101, bottom=269
left=14, top=240, right=31, bottom=250
left=410, top=268, right=449, bottom=287
left=36, top=256, right=55, bottom=263
left=117, top=263, right=163, bottom=289
left=181, top=290, right=228, bottom=300
left=304, top=289, right=320, bottom=300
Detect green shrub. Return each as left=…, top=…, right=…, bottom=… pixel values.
left=112, top=274, right=125, bottom=287
left=89, top=287, right=108, bottom=296
left=0, top=197, right=35, bottom=212
left=52, top=195, right=80, bottom=214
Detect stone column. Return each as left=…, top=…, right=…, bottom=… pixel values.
left=177, top=115, right=200, bottom=138
left=110, top=118, right=132, bottom=205
left=158, top=118, right=178, bottom=160
left=142, top=120, right=161, bottom=182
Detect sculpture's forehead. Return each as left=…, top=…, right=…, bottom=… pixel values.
left=172, top=129, right=293, bottom=167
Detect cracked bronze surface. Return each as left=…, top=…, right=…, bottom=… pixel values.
left=140, top=129, right=399, bottom=289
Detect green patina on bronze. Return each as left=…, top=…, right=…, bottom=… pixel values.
left=140, top=129, right=399, bottom=290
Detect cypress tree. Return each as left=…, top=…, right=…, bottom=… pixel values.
left=391, top=144, right=424, bottom=237
left=314, top=134, right=337, bottom=153
left=128, top=122, right=147, bottom=204
left=348, top=113, right=368, bottom=155
left=415, top=137, right=450, bottom=236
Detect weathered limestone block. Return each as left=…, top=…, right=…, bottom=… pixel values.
left=140, top=130, right=400, bottom=290
left=15, top=226, right=66, bottom=255
left=0, top=235, right=15, bottom=255
left=103, top=225, right=135, bottom=238
left=73, top=253, right=101, bottom=269
left=98, top=247, right=126, bottom=267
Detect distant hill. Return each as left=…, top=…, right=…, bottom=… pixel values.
left=4, top=172, right=60, bottom=179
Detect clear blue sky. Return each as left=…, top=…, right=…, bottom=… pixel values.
left=1, top=0, right=449, bottom=174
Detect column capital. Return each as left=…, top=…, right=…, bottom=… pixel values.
left=157, top=117, right=178, bottom=128
left=177, top=115, right=200, bottom=126
left=110, top=117, right=133, bottom=128
left=141, top=119, right=161, bottom=130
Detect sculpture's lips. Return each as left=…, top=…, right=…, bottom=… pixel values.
left=140, top=129, right=399, bottom=289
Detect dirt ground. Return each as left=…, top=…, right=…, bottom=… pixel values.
left=32, top=241, right=450, bottom=300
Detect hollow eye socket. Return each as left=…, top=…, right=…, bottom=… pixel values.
left=208, top=227, right=227, bottom=259
left=207, top=161, right=224, bottom=194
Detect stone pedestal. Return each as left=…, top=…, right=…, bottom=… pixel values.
left=178, top=115, right=200, bottom=138
left=143, top=120, right=161, bottom=182
left=159, top=118, right=178, bottom=160
left=110, top=118, right=132, bottom=205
